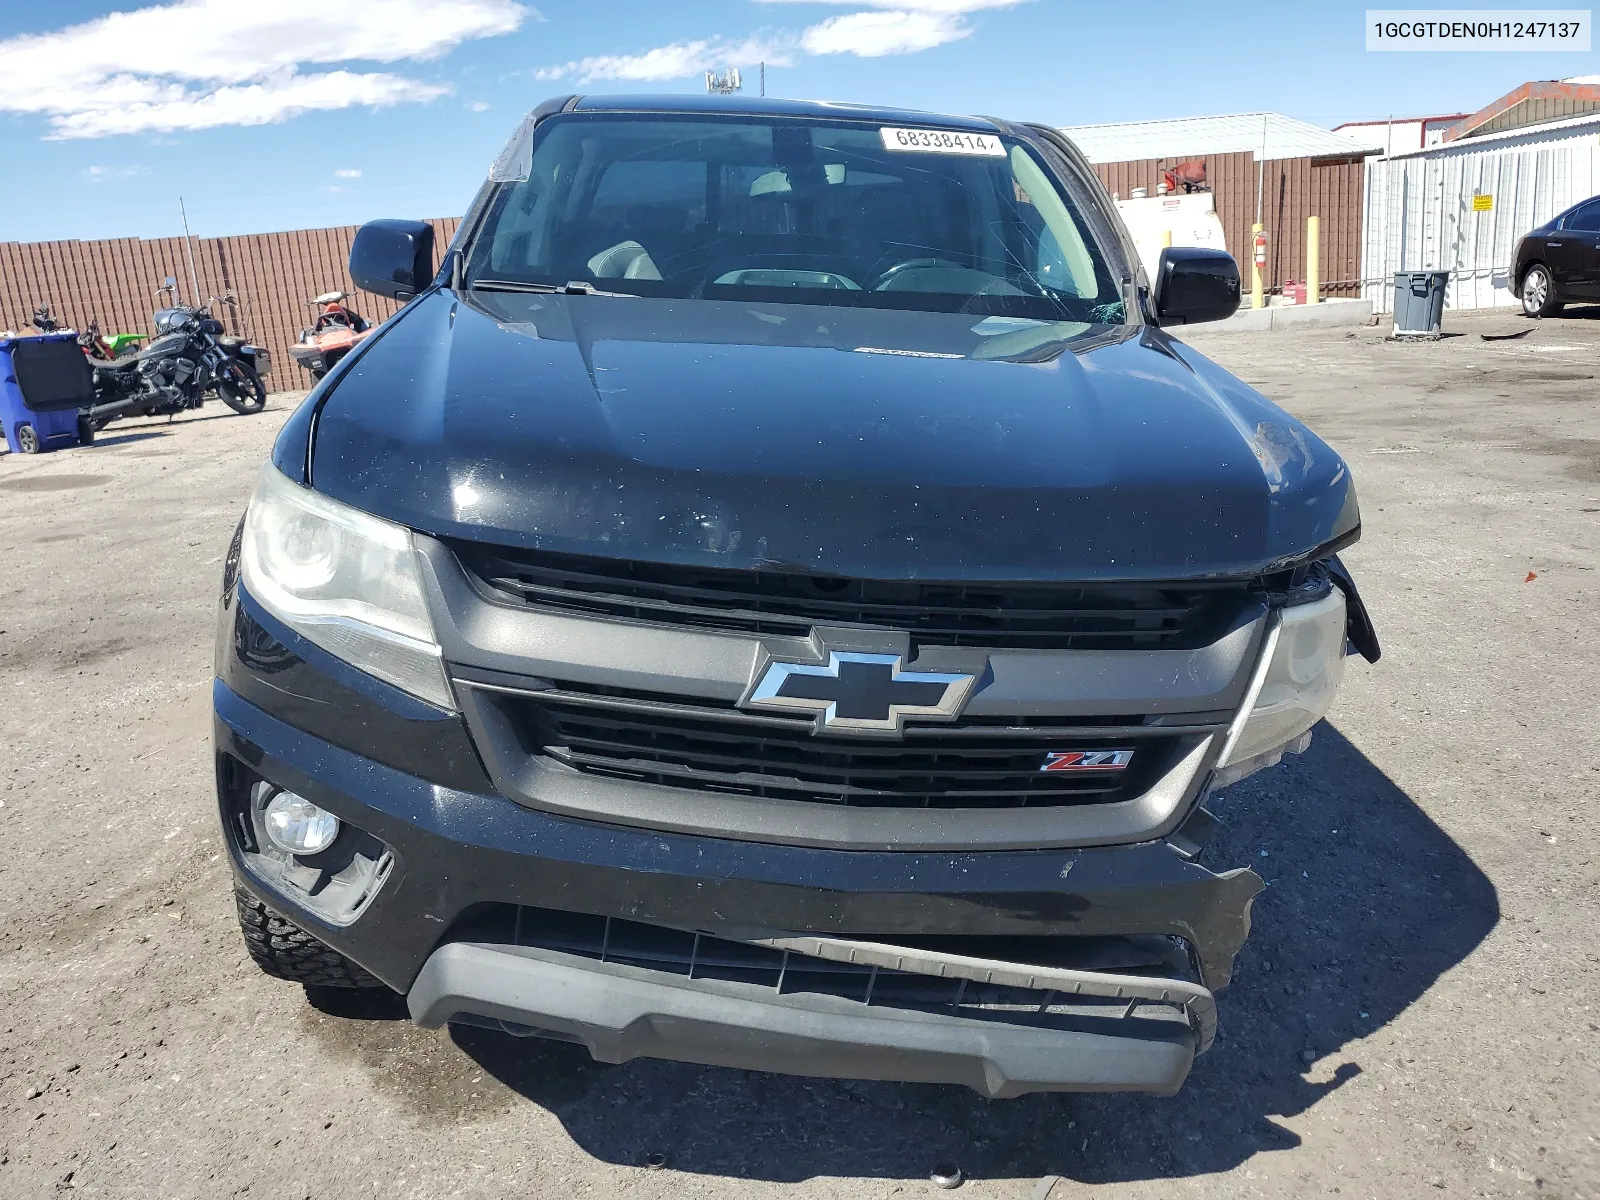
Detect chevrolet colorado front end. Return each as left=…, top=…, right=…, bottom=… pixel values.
left=213, top=95, right=1378, bottom=1097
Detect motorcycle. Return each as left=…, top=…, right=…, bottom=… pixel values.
left=288, top=291, right=371, bottom=381
left=78, top=320, right=146, bottom=361
left=28, top=306, right=147, bottom=362
left=86, top=288, right=268, bottom=427
left=185, top=289, right=272, bottom=387
left=28, top=304, right=63, bottom=334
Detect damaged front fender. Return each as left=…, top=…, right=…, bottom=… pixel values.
left=1328, top=555, right=1382, bottom=663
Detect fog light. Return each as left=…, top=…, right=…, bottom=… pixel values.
left=262, top=790, right=341, bottom=855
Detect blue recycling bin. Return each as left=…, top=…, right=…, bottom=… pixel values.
left=0, top=332, right=95, bottom=453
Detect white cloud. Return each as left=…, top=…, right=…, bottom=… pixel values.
left=532, top=0, right=1027, bottom=82
left=333, top=167, right=362, bottom=178
left=801, top=10, right=965, bottom=55
left=773, top=0, right=1027, bottom=56
left=762, top=0, right=1025, bottom=12
left=48, top=71, right=446, bottom=138
left=537, top=34, right=795, bottom=84
left=83, top=164, right=148, bottom=183
left=468, top=100, right=491, bottom=111
left=0, top=0, right=527, bottom=139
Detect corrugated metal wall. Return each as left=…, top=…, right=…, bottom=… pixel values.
left=0, top=219, right=458, bottom=388
left=1091, top=152, right=1366, bottom=296
left=1361, top=127, right=1600, bottom=311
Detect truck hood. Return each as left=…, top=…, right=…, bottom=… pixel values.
left=305, top=290, right=1358, bottom=580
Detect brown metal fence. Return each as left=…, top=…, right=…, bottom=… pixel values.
left=0, top=219, right=459, bottom=390
left=1091, top=153, right=1367, bottom=297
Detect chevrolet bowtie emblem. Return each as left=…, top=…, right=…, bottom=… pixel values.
left=741, top=648, right=980, bottom=735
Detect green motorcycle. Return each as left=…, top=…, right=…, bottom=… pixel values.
left=102, top=331, right=146, bottom=356
left=78, top=320, right=145, bottom=362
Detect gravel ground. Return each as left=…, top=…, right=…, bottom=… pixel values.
left=1, top=306, right=1596, bottom=1200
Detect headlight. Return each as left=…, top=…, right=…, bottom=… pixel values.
left=239, top=464, right=454, bottom=710
left=1214, top=589, right=1347, bottom=784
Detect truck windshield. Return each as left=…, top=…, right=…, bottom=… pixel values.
left=466, top=113, right=1127, bottom=323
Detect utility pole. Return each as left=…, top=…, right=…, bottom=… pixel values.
left=1255, top=113, right=1267, bottom=225
left=760, top=61, right=766, bottom=97
left=179, top=197, right=202, bottom=306
left=1253, top=114, right=1267, bottom=309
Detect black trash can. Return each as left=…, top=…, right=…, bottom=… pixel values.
left=1392, top=271, right=1449, bottom=338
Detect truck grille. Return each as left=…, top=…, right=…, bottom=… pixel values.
left=490, top=684, right=1194, bottom=810
left=450, top=542, right=1250, bottom=651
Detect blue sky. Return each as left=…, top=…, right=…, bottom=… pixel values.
left=0, top=0, right=1594, bottom=243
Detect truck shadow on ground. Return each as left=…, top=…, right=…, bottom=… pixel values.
left=434, top=722, right=1497, bottom=1184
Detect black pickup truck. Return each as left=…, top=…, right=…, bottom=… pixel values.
left=214, top=94, right=1378, bottom=1097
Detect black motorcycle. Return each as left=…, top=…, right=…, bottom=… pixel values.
left=88, top=300, right=267, bottom=426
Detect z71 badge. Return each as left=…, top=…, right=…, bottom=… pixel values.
left=1040, top=750, right=1134, bottom=773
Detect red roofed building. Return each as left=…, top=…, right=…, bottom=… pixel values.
left=1444, top=78, right=1600, bottom=141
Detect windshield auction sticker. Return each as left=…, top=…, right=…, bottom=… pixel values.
left=880, top=127, right=1005, bottom=156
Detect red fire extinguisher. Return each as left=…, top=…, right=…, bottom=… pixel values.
left=1252, top=230, right=1268, bottom=270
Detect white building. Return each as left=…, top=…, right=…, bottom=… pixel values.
left=1360, top=112, right=1600, bottom=311
left=1331, top=115, right=1469, bottom=156
left=1060, top=111, right=1378, bottom=164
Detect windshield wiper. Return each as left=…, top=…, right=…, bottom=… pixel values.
left=471, top=278, right=630, bottom=297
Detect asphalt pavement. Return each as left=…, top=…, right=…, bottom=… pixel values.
left=0, top=305, right=1595, bottom=1199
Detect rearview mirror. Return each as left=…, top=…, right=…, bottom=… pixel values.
left=1153, top=247, right=1241, bottom=326
left=349, top=219, right=436, bottom=301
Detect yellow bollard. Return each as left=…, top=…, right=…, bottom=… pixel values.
left=1251, top=222, right=1264, bottom=309
left=1161, top=229, right=1172, bottom=249
left=1306, top=215, right=1320, bottom=305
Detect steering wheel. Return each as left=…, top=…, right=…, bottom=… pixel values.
left=870, top=258, right=967, bottom=289
left=870, top=257, right=1053, bottom=301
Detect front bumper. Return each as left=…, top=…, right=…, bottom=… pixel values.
left=214, top=591, right=1264, bottom=1096
left=409, top=942, right=1197, bottom=1097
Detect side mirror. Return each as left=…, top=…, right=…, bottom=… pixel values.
left=1153, top=246, right=1241, bottom=326
left=349, top=219, right=436, bottom=301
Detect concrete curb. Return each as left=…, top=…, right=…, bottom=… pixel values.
left=1201, top=298, right=1374, bottom=335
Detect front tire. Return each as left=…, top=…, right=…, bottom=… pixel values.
left=75, top=414, right=96, bottom=445
left=1520, top=264, right=1564, bottom=317
left=234, top=887, right=383, bottom=989
left=217, top=360, right=267, bottom=414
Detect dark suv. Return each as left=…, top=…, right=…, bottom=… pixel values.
left=214, top=95, right=1379, bottom=1097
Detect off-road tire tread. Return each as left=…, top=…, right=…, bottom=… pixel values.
left=234, top=887, right=382, bottom=988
